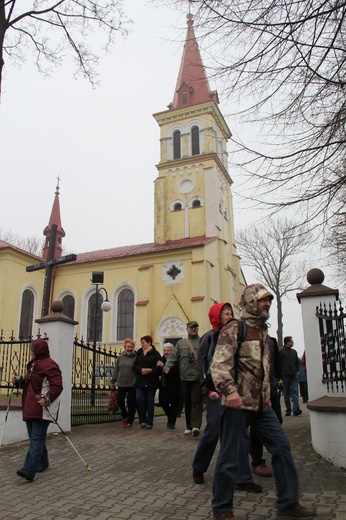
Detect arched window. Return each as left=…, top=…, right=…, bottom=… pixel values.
left=87, top=292, right=104, bottom=343
left=191, top=125, right=200, bottom=155
left=173, top=130, right=181, bottom=159
left=174, top=202, right=183, bottom=211
left=19, top=289, right=34, bottom=339
left=192, top=199, right=201, bottom=208
left=117, top=289, right=134, bottom=341
left=62, top=295, right=75, bottom=320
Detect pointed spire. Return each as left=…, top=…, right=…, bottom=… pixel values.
left=42, top=177, right=65, bottom=261
left=169, top=13, right=219, bottom=110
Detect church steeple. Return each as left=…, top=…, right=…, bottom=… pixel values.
left=42, top=178, right=65, bottom=261
left=169, top=13, right=219, bottom=110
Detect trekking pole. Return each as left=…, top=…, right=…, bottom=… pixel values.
left=36, top=395, right=91, bottom=471
left=0, top=386, right=15, bottom=449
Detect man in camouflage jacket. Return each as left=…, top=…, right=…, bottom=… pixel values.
left=210, top=284, right=316, bottom=520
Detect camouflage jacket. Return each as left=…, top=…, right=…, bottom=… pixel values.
left=210, top=284, right=272, bottom=411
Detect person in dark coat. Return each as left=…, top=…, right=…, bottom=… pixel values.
left=11, top=339, right=63, bottom=482
left=134, top=335, right=162, bottom=429
left=158, top=342, right=181, bottom=429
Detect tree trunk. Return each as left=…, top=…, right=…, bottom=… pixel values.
left=0, top=0, right=7, bottom=103
left=276, top=297, right=283, bottom=348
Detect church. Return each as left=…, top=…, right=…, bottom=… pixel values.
left=0, top=15, right=245, bottom=350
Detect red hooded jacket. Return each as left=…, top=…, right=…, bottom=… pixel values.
left=21, top=339, right=63, bottom=421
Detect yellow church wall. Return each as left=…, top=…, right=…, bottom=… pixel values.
left=0, top=249, right=44, bottom=336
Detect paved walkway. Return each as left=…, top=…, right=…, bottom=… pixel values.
left=1, top=402, right=346, bottom=520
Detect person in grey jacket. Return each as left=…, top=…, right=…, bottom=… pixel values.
left=112, top=338, right=137, bottom=429
left=164, top=321, right=203, bottom=437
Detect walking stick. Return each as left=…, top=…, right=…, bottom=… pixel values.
left=37, top=396, right=91, bottom=471
left=0, top=386, right=14, bottom=449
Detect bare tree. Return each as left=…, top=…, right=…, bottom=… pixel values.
left=163, top=0, right=346, bottom=227
left=0, top=227, right=44, bottom=256
left=236, top=218, right=311, bottom=347
left=0, top=1, right=131, bottom=100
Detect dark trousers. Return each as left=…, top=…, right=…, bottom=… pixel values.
left=250, top=393, right=282, bottom=467
left=159, top=385, right=180, bottom=426
left=180, top=380, right=203, bottom=430
left=299, top=381, right=309, bottom=403
left=135, top=388, right=156, bottom=426
left=117, top=387, right=136, bottom=425
left=24, top=419, right=50, bottom=477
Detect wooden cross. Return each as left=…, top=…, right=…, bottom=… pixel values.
left=26, top=224, right=77, bottom=317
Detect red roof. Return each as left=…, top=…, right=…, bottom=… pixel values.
left=74, top=236, right=217, bottom=264
left=0, top=240, right=43, bottom=261
left=169, top=14, right=219, bottom=110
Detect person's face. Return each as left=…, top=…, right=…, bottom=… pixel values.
left=187, top=326, right=199, bottom=336
left=220, top=307, right=233, bottom=326
left=141, top=339, right=151, bottom=348
left=124, top=343, right=134, bottom=354
left=163, top=346, right=172, bottom=357
left=287, top=339, right=294, bottom=348
left=257, top=297, right=272, bottom=319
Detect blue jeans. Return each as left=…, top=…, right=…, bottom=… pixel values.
left=283, top=374, right=300, bottom=414
left=193, top=396, right=253, bottom=483
left=212, top=407, right=299, bottom=514
left=136, top=388, right=156, bottom=426
left=23, top=419, right=50, bottom=476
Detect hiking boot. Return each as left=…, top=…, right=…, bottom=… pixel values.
left=252, top=464, right=273, bottom=477
left=36, top=465, right=49, bottom=473
left=276, top=502, right=316, bottom=518
left=293, top=409, right=302, bottom=416
left=16, top=469, right=34, bottom=482
left=192, top=427, right=200, bottom=437
left=212, top=512, right=237, bottom=520
left=184, top=429, right=192, bottom=435
left=192, top=467, right=204, bottom=484
left=235, top=481, right=263, bottom=493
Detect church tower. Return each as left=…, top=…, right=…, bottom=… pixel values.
left=42, top=179, right=65, bottom=261
left=153, top=14, right=234, bottom=248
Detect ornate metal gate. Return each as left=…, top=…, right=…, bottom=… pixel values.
left=71, top=336, right=120, bottom=425
left=317, top=301, right=346, bottom=393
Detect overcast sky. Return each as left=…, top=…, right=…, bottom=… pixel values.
left=0, top=1, right=335, bottom=355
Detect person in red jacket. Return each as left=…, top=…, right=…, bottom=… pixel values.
left=12, top=339, right=63, bottom=482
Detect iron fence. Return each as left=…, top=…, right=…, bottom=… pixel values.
left=317, top=301, right=346, bottom=393
left=0, top=331, right=41, bottom=394
left=72, top=336, right=121, bottom=425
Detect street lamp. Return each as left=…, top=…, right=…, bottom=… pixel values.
left=90, top=271, right=111, bottom=406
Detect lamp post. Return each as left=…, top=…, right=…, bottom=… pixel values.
left=90, top=271, right=111, bottom=406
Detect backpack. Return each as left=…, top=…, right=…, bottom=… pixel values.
left=204, top=318, right=247, bottom=391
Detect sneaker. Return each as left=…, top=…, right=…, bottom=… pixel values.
left=252, top=464, right=273, bottom=477
left=168, top=423, right=175, bottom=429
left=192, top=427, right=200, bottom=437
left=184, top=429, right=192, bottom=435
left=192, top=467, right=204, bottom=484
left=235, top=481, right=263, bottom=493
left=145, top=424, right=153, bottom=429
left=140, top=423, right=146, bottom=429
left=285, top=411, right=292, bottom=416
left=293, top=409, right=302, bottom=416
left=276, top=502, right=316, bottom=518
left=123, top=421, right=132, bottom=429
left=212, top=512, right=237, bottom=520
left=16, top=469, right=34, bottom=482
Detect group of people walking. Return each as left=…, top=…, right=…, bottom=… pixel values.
left=11, top=282, right=315, bottom=519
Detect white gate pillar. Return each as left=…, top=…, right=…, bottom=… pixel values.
left=297, top=269, right=346, bottom=468
left=36, top=300, right=78, bottom=432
